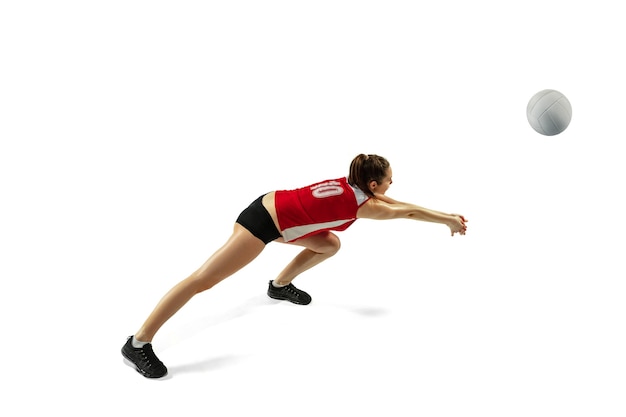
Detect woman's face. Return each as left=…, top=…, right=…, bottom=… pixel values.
left=370, top=167, right=393, bottom=195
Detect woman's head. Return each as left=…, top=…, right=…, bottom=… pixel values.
left=348, top=154, right=392, bottom=197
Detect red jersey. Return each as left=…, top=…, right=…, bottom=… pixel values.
left=274, top=177, right=370, bottom=242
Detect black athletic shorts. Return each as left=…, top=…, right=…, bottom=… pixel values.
left=236, top=194, right=282, bottom=244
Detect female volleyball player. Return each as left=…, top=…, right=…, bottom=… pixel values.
left=122, top=154, right=467, bottom=378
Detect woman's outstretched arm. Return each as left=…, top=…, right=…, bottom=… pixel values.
left=357, top=195, right=467, bottom=236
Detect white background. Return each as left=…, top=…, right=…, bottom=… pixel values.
left=1, top=1, right=624, bottom=416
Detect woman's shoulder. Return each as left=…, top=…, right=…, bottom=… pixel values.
left=356, top=197, right=386, bottom=219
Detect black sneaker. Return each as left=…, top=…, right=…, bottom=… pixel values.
left=267, top=280, right=312, bottom=305
left=121, top=336, right=168, bottom=378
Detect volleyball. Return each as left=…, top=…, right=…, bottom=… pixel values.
left=526, top=89, right=572, bottom=136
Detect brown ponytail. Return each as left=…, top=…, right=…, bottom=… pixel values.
left=347, top=154, right=390, bottom=197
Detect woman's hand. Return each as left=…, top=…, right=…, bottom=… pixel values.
left=447, top=214, right=467, bottom=236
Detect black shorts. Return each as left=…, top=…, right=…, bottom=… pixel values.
left=236, top=194, right=282, bottom=244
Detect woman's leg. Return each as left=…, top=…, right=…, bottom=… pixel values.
left=272, top=231, right=341, bottom=286
left=134, top=223, right=267, bottom=342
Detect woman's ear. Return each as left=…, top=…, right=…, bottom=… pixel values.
left=368, top=180, right=378, bottom=192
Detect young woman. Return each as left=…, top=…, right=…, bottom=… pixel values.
left=121, top=153, right=467, bottom=378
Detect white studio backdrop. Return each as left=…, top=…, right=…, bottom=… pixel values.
left=1, top=1, right=624, bottom=416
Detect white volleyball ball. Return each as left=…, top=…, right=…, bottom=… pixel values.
left=526, top=89, right=572, bottom=136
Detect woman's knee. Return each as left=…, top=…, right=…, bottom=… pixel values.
left=319, top=232, right=341, bottom=255
left=186, top=274, right=219, bottom=294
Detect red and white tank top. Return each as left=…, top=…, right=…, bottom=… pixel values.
left=274, top=177, right=369, bottom=242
